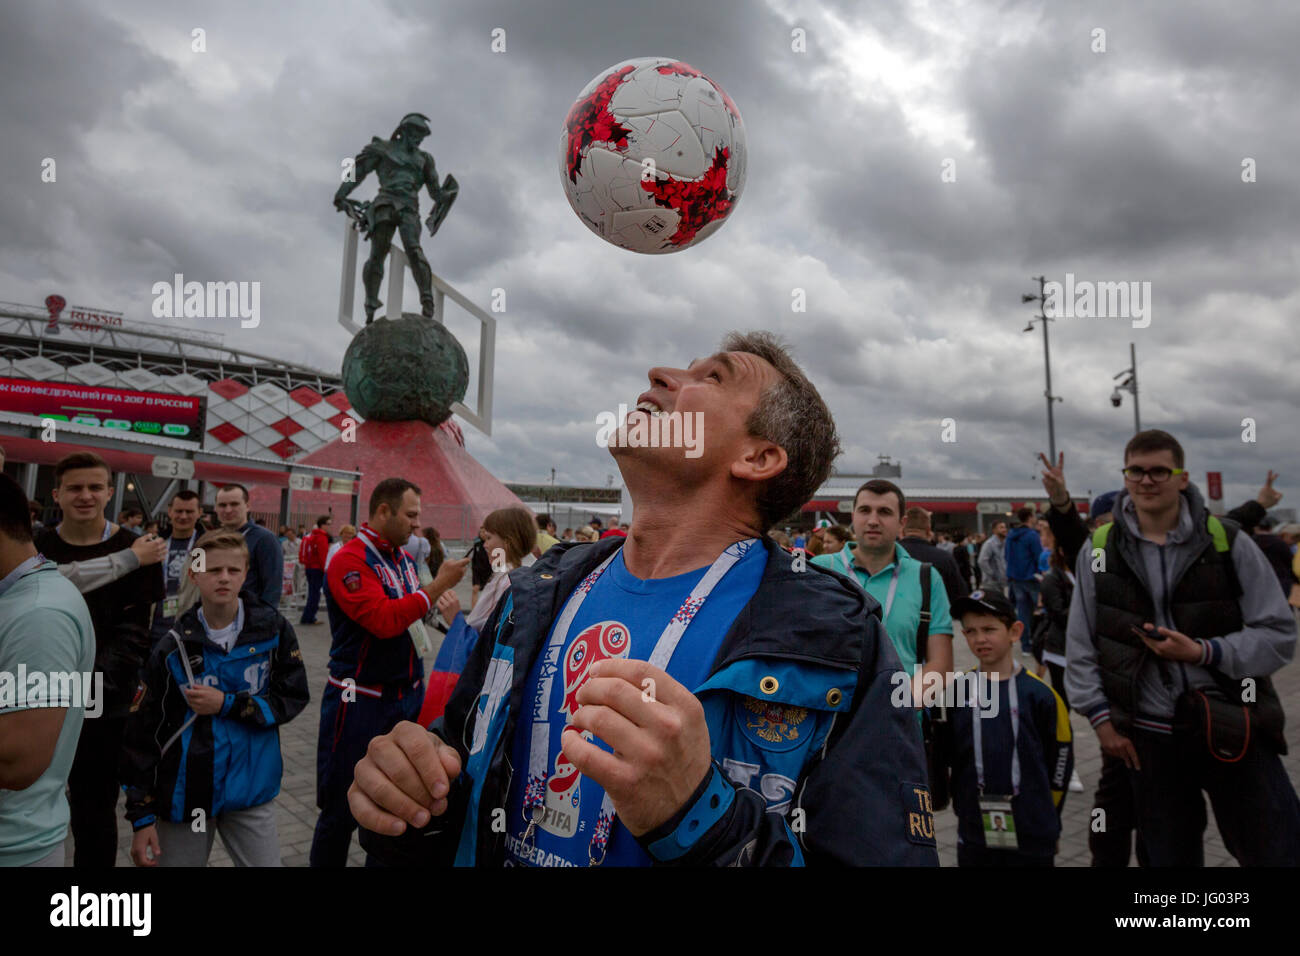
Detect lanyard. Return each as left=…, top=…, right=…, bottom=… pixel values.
left=58, top=520, right=114, bottom=543
left=839, top=549, right=902, bottom=618
left=881, top=565, right=901, bottom=619
left=171, top=531, right=198, bottom=577
left=360, top=527, right=433, bottom=656
left=973, top=663, right=1020, bottom=796
left=0, top=555, right=45, bottom=599
left=160, top=628, right=199, bottom=757
left=520, top=537, right=758, bottom=866
left=359, top=528, right=409, bottom=595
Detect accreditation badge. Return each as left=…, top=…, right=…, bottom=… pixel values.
left=162, top=596, right=179, bottom=620
left=979, top=795, right=1017, bottom=849
left=408, top=618, right=433, bottom=656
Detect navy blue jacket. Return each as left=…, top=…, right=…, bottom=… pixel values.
left=121, top=598, right=309, bottom=829
left=240, top=519, right=284, bottom=609
left=945, top=667, right=1072, bottom=857
left=1004, top=525, right=1043, bottom=582
left=361, top=535, right=939, bottom=866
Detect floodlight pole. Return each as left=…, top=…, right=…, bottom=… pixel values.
left=1022, top=275, right=1063, bottom=462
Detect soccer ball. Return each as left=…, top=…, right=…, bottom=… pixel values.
left=559, top=57, right=747, bottom=254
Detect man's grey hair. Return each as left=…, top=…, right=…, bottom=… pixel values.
left=720, top=330, right=841, bottom=529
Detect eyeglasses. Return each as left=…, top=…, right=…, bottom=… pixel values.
left=1121, top=466, right=1185, bottom=483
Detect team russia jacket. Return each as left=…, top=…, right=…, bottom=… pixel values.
left=299, top=527, right=330, bottom=570
left=325, top=524, right=431, bottom=689
left=361, top=534, right=940, bottom=867
left=121, top=600, right=309, bottom=829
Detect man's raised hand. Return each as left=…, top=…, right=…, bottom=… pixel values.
left=560, top=658, right=712, bottom=837
left=1257, top=471, right=1283, bottom=509
left=1039, top=451, right=1070, bottom=508
left=347, top=721, right=462, bottom=836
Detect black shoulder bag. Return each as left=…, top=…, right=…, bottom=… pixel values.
left=1168, top=517, right=1287, bottom=760
left=916, top=563, right=952, bottom=810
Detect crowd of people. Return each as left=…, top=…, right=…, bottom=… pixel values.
left=1, top=332, right=1298, bottom=869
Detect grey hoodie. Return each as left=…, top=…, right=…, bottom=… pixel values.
left=978, top=533, right=1007, bottom=587
left=1064, top=483, right=1295, bottom=729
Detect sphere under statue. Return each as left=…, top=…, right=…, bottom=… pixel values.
left=341, top=313, right=469, bottom=426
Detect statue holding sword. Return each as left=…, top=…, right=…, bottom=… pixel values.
left=334, top=112, right=458, bottom=323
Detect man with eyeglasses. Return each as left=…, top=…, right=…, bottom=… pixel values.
left=1064, top=429, right=1299, bottom=866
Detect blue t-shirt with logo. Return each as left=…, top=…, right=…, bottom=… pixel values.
left=502, top=539, right=766, bottom=867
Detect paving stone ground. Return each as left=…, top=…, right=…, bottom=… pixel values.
left=64, top=573, right=1299, bottom=867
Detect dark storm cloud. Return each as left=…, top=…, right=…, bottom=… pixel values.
left=0, top=3, right=171, bottom=258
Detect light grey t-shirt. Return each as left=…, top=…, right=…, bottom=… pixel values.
left=0, top=559, right=96, bottom=866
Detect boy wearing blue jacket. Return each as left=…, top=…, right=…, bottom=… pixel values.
left=943, top=589, right=1072, bottom=866
left=122, top=530, right=309, bottom=866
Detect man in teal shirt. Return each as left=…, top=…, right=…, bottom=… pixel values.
left=0, top=474, right=96, bottom=867
left=812, top=479, right=953, bottom=689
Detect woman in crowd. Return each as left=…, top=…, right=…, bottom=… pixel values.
left=421, top=507, right=538, bottom=723
left=282, top=526, right=305, bottom=596
left=325, top=524, right=356, bottom=569
left=423, top=525, right=445, bottom=581
left=821, top=524, right=852, bottom=555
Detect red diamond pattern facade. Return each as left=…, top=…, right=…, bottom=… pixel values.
left=208, top=421, right=245, bottom=444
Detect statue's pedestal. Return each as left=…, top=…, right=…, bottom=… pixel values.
left=278, top=418, right=524, bottom=540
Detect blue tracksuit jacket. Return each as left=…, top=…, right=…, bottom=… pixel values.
left=121, top=598, right=309, bottom=829
left=361, top=535, right=940, bottom=866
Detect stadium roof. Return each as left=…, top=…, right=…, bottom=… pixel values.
left=0, top=300, right=365, bottom=462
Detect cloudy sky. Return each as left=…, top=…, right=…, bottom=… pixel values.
left=2, top=0, right=1297, bottom=509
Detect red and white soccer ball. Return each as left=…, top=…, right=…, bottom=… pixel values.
left=559, top=57, right=747, bottom=254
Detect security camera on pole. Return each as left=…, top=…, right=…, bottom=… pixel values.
left=1110, top=343, right=1141, bottom=433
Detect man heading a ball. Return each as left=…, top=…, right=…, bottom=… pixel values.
left=349, top=331, right=937, bottom=866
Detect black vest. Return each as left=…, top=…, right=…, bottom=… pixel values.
left=1091, top=514, right=1285, bottom=747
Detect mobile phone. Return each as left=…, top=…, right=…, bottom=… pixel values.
left=1131, top=624, right=1165, bottom=641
